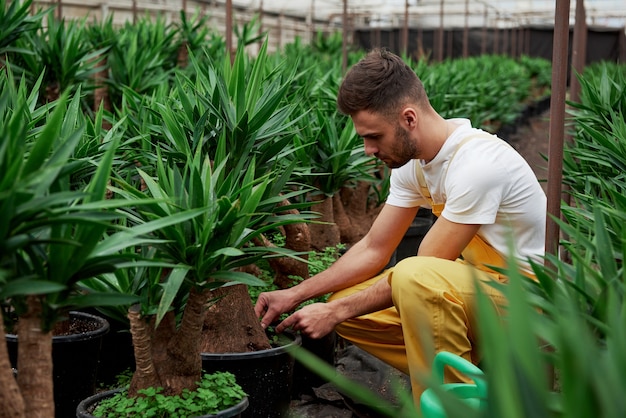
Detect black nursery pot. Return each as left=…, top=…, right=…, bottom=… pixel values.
left=394, top=210, right=434, bottom=262
left=292, top=331, right=337, bottom=397
left=76, top=389, right=250, bottom=418
left=201, top=331, right=302, bottom=418
left=6, top=310, right=109, bottom=418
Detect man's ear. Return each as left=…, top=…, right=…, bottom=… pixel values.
left=401, top=107, right=418, bottom=129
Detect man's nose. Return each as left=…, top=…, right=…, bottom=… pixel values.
left=363, top=140, right=377, bottom=156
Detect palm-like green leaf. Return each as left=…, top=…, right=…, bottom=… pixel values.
left=0, top=0, right=44, bottom=55
left=291, top=102, right=378, bottom=196
left=10, top=13, right=107, bottom=104
left=0, top=73, right=171, bottom=329
left=106, top=15, right=179, bottom=107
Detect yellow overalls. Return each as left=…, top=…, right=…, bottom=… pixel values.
left=328, top=135, right=513, bottom=404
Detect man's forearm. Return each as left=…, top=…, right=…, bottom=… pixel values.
left=290, top=239, right=390, bottom=305
left=330, top=275, right=394, bottom=321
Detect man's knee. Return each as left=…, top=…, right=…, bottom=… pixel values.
left=390, top=256, right=436, bottom=292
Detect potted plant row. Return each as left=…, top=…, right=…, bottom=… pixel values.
left=0, top=43, right=309, bottom=418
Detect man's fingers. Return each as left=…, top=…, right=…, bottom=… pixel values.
left=276, top=314, right=296, bottom=334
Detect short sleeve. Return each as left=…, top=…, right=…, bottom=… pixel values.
left=386, top=160, right=429, bottom=208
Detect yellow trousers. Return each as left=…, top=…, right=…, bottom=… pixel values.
left=328, top=255, right=507, bottom=403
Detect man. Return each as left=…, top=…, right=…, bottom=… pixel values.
left=254, top=48, right=546, bottom=403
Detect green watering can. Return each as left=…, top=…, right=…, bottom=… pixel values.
left=420, top=351, right=487, bottom=418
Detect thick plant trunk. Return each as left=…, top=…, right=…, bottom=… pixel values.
left=127, top=305, right=160, bottom=396
left=340, top=181, right=381, bottom=244
left=159, top=287, right=206, bottom=393
left=0, top=309, right=25, bottom=418
left=93, top=55, right=112, bottom=130
left=308, top=194, right=340, bottom=251
left=177, top=41, right=189, bottom=68
left=17, top=296, right=54, bottom=418
left=255, top=233, right=309, bottom=289
left=201, top=284, right=271, bottom=353
left=332, top=193, right=358, bottom=245
left=44, top=82, right=60, bottom=104
left=128, top=288, right=207, bottom=397
left=253, top=199, right=311, bottom=289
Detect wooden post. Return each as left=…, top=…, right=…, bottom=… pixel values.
left=481, top=5, right=488, bottom=55
left=463, top=0, right=469, bottom=58
left=226, top=0, right=233, bottom=62
left=545, top=0, right=571, bottom=261
left=493, top=12, right=499, bottom=54
left=570, top=0, right=587, bottom=103
left=308, top=0, right=315, bottom=44
left=437, top=0, right=444, bottom=61
left=258, top=0, right=264, bottom=52
left=342, top=0, right=348, bottom=72
left=402, top=0, right=409, bottom=56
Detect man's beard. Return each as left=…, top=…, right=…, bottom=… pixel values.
left=379, top=124, right=418, bottom=169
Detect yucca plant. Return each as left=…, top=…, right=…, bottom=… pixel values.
left=84, top=14, right=117, bottom=118
left=175, top=42, right=315, bottom=286
left=11, top=12, right=107, bottom=105
left=468, top=202, right=626, bottom=418
left=564, top=62, right=626, bottom=233
left=0, top=0, right=44, bottom=61
left=415, top=55, right=548, bottom=132
left=0, top=68, right=167, bottom=417
left=292, top=99, right=379, bottom=250
left=108, top=113, right=309, bottom=398
left=106, top=14, right=179, bottom=109
left=174, top=8, right=211, bottom=68
left=77, top=44, right=313, bottom=400
left=233, top=14, right=265, bottom=48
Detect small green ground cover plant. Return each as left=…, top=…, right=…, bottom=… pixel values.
left=91, top=372, right=246, bottom=417
left=249, top=240, right=346, bottom=306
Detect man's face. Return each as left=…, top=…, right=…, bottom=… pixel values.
left=352, top=110, right=418, bottom=169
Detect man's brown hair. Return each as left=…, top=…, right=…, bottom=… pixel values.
left=336, top=48, right=428, bottom=118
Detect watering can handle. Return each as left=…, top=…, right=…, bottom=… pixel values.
left=433, top=351, right=487, bottom=393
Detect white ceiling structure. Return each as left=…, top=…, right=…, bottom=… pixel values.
left=236, top=0, right=626, bottom=29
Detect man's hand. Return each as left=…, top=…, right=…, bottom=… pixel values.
left=275, top=302, right=340, bottom=339
left=254, top=288, right=300, bottom=329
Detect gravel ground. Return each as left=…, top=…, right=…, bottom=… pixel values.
left=503, top=105, right=551, bottom=193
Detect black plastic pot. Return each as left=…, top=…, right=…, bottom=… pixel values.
left=292, top=331, right=336, bottom=397
left=394, top=209, right=435, bottom=263
left=76, top=388, right=249, bottom=418
left=6, top=310, right=109, bottom=418
left=94, top=316, right=135, bottom=387
left=201, top=332, right=302, bottom=418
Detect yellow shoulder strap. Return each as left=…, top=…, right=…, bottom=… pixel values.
left=414, top=133, right=496, bottom=216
